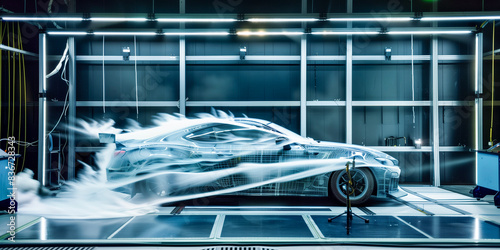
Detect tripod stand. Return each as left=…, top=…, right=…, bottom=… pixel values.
left=328, top=158, right=369, bottom=235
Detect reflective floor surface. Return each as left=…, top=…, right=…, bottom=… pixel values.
left=1, top=186, right=500, bottom=247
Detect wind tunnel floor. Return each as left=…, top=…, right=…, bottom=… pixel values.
left=2, top=186, right=500, bottom=245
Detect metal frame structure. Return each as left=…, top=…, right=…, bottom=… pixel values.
left=35, top=12, right=490, bottom=187
left=37, top=33, right=47, bottom=186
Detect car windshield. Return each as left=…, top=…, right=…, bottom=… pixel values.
left=237, top=119, right=307, bottom=143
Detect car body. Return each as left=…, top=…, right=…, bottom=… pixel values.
left=103, top=116, right=406, bottom=205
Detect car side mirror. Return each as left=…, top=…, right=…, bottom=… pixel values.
left=283, top=144, right=292, bottom=151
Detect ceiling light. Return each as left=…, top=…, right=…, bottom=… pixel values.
left=46, top=31, right=88, bottom=35
left=237, top=31, right=304, bottom=36
left=93, top=31, right=158, bottom=36
left=2, top=16, right=83, bottom=21
left=421, top=16, right=500, bottom=21
left=311, top=31, right=379, bottom=35
left=386, top=30, right=472, bottom=35
left=157, top=18, right=236, bottom=22
left=89, top=17, right=149, bottom=22
left=328, top=17, right=413, bottom=22
left=164, top=32, right=229, bottom=36
left=248, top=18, right=317, bottom=22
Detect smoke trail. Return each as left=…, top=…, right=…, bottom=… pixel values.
left=17, top=112, right=367, bottom=219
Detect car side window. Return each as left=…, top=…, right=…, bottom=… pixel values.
left=185, top=124, right=277, bottom=144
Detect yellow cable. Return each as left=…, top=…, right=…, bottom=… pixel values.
left=481, top=21, right=488, bottom=28
left=19, top=23, right=27, bottom=172
left=17, top=23, right=22, bottom=164
left=491, top=21, right=496, bottom=146
left=11, top=22, right=16, bottom=148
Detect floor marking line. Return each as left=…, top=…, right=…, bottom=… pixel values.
left=107, top=216, right=136, bottom=239
left=388, top=194, right=435, bottom=216
left=0, top=216, right=42, bottom=240
left=170, top=205, right=185, bottom=215
left=402, top=187, right=472, bottom=215
left=302, top=215, right=324, bottom=239
left=210, top=214, right=226, bottom=239
left=394, top=216, right=434, bottom=239
left=358, top=206, right=376, bottom=215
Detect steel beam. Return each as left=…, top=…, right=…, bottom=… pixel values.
left=179, top=0, right=186, bottom=115
left=187, top=101, right=300, bottom=107
left=306, top=101, right=346, bottom=106
left=77, top=55, right=179, bottom=62
left=346, top=35, right=353, bottom=144
left=307, top=55, right=346, bottom=61
left=476, top=33, right=483, bottom=151
left=38, top=33, right=47, bottom=186
left=431, top=35, right=440, bottom=187
left=76, top=101, right=178, bottom=107
left=353, top=101, right=431, bottom=107
left=371, top=146, right=468, bottom=152
left=179, top=37, right=186, bottom=115
left=300, top=35, right=307, bottom=137
left=0, top=44, right=38, bottom=57
left=74, top=54, right=472, bottom=63
left=67, top=37, right=76, bottom=180
left=188, top=55, right=300, bottom=61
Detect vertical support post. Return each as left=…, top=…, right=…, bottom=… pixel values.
left=475, top=33, right=483, bottom=151
left=68, top=37, right=76, bottom=180
left=179, top=38, right=186, bottom=115
left=475, top=33, right=484, bottom=184
left=179, top=0, right=186, bottom=115
left=346, top=36, right=353, bottom=144
left=299, top=0, right=307, bottom=137
left=38, top=33, right=47, bottom=186
left=431, top=35, right=440, bottom=187
left=346, top=0, right=353, bottom=144
left=300, top=35, right=307, bottom=137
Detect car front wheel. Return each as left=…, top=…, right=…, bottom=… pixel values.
left=330, top=167, right=374, bottom=206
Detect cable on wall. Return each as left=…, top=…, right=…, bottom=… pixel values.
left=134, top=35, right=139, bottom=120
left=491, top=20, right=496, bottom=146
left=17, top=23, right=21, bottom=166
left=47, top=0, right=63, bottom=29
left=12, top=24, right=16, bottom=147
left=7, top=23, right=11, bottom=150
left=0, top=22, right=29, bottom=171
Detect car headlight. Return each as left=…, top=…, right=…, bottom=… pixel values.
left=375, top=157, right=395, bottom=166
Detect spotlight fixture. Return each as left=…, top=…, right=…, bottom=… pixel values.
left=122, top=47, right=131, bottom=61
left=385, top=47, right=392, bottom=60
left=240, top=46, right=247, bottom=60
left=415, top=139, right=422, bottom=149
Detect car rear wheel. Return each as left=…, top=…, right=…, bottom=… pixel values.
left=330, top=167, right=374, bottom=206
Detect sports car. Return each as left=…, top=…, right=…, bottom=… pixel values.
left=102, top=116, right=406, bottom=205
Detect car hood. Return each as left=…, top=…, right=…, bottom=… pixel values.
left=305, top=141, right=398, bottom=165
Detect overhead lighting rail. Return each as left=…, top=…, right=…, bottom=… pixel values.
left=45, top=27, right=475, bottom=36
left=2, top=12, right=500, bottom=23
